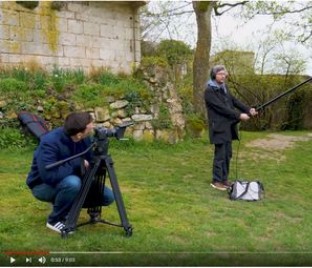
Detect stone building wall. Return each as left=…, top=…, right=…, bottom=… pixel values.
left=0, top=1, right=143, bottom=74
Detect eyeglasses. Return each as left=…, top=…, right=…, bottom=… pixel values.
left=216, top=72, right=227, bottom=76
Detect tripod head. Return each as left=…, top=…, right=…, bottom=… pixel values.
left=93, top=122, right=134, bottom=156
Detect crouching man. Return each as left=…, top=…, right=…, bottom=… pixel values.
left=26, top=112, right=115, bottom=233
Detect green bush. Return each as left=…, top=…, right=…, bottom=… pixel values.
left=185, top=114, right=206, bottom=138
left=31, top=71, right=48, bottom=90
left=0, top=78, right=28, bottom=94
left=9, top=67, right=33, bottom=82
left=176, top=75, right=194, bottom=115
left=97, top=71, right=122, bottom=86
left=51, top=67, right=67, bottom=92
left=157, top=40, right=193, bottom=65
left=152, top=103, right=172, bottom=129
left=72, top=84, right=107, bottom=107
left=140, top=56, right=169, bottom=68
left=106, top=78, right=151, bottom=99
left=69, top=69, right=86, bottom=84
left=0, top=128, right=30, bottom=149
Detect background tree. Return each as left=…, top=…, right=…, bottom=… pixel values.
left=140, top=1, right=312, bottom=117
left=241, top=1, right=312, bottom=45
left=192, top=1, right=215, bottom=118
left=253, top=30, right=307, bottom=76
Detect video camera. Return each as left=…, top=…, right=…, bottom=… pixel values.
left=92, top=121, right=134, bottom=155
left=93, top=121, right=134, bottom=140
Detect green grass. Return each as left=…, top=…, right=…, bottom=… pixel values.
left=1, top=131, right=312, bottom=266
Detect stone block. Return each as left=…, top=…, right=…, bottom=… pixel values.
left=59, top=32, right=76, bottom=45
left=131, top=114, right=153, bottom=122
left=142, top=129, right=154, bottom=142
left=0, top=24, right=9, bottom=39
left=132, top=129, right=143, bottom=140
left=0, top=40, right=21, bottom=53
left=116, top=109, right=127, bottom=118
left=64, top=46, right=86, bottom=58
left=110, top=100, right=129, bottom=109
left=86, top=47, right=100, bottom=60
left=67, top=19, right=83, bottom=34
left=112, top=117, right=122, bottom=125
left=94, top=107, right=110, bottom=122
left=133, top=122, right=145, bottom=130
left=84, top=21, right=100, bottom=36
left=1, top=9, right=19, bottom=26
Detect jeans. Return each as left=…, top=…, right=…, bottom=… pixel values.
left=31, top=175, right=115, bottom=223
left=212, top=142, right=232, bottom=182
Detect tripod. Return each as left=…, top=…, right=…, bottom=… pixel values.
left=46, top=123, right=133, bottom=238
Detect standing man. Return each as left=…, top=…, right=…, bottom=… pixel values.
left=204, top=65, right=257, bottom=191
left=26, top=112, right=115, bottom=233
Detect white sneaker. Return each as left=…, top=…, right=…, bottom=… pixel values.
left=46, top=221, right=74, bottom=234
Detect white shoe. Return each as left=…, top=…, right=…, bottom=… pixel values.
left=46, top=221, right=74, bottom=234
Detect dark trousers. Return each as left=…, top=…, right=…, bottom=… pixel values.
left=212, top=142, right=232, bottom=182
left=31, top=175, right=115, bottom=224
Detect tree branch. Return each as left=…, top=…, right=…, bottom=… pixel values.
left=214, top=1, right=248, bottom=16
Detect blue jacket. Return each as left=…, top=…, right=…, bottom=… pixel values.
left=26, top=127, right=93, bottom=188
left=204, top=79, right=250, bottom=144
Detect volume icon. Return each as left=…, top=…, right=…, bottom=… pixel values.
left=38, top=256, right=46, bottom=264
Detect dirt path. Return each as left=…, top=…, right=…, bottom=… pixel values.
left=246, top=133, right=312, bottom=150
left=242, top=133, right=312, bottom=162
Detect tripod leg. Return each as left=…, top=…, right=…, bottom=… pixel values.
left=83, top=172, right=106, bottom=224
left=62, top=159, right=101, bottom=237
left=104, top=155, right=133, bottom=237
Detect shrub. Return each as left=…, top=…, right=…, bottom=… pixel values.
left=50, top=67, right=67, bottom=92
left=98, top=72, right=122, bottom=86
left=185, top=114, right=206, bottom=138
left=152, top=103, right=172, bottom=129
left=0, top=78, right=27, bottom=94
left=72, top=84, right=107, bottom=107
left=140, top=56, right=169, bottom=68
left=0, top=128, right=30, bottom=149
left=157, top=40, right=193, bottom=66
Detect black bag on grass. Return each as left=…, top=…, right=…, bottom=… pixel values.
left=18, top=111, right=49, bottom=140
left=228, top=180, right=264, bottom=201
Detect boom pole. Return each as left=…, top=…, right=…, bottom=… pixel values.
left=256, top=77, right=312, bottom=111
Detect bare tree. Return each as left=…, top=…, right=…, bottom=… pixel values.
left=140, top=1, right=312, bottom=116
left=241, top=1, right=312, bottom=44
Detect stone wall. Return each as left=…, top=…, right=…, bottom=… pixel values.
left=78, top=65, right=186, bottom=143
left=0, top=1, right=143, bottom=74
left=0, top=63, right=186, bottom=143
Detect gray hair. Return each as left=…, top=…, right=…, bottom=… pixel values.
left=210, top=65, right=227, bottom=79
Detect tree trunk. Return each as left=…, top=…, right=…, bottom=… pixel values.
left=192, top=1, right=215, bottom=118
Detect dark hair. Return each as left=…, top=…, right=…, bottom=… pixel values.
left=64, top=112, right=93, bottom=136
left=210, top=65, right=226, bottom=80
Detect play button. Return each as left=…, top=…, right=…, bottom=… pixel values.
left=10, top=257, right=16, bottom=263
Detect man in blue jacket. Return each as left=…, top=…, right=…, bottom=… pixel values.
left=26, top=112, right=114, bottom=233
left=204, top=65, right=258, bottom=191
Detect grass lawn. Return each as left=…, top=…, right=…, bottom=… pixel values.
left=0, top=131, right=312, bottom=266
